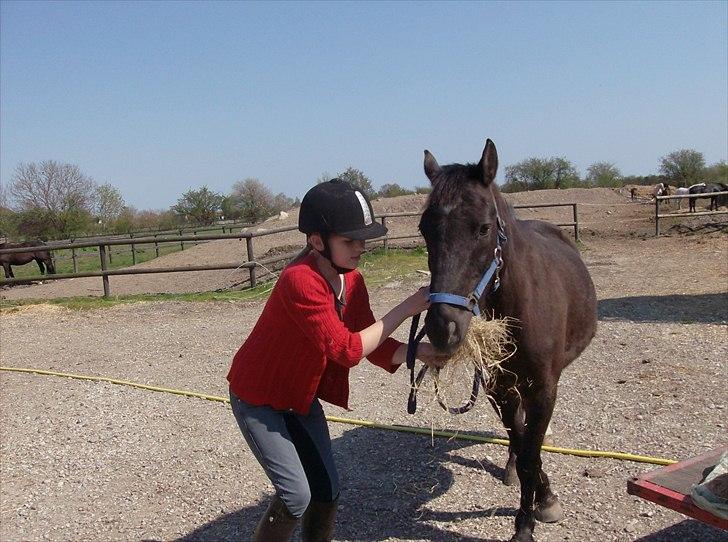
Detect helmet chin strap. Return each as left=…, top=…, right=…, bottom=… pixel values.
left=320, top=233, right=356, bottom=275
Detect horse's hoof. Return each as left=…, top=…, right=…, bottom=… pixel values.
left=503, top=464, right=519, bottom=486
left=535, top=497, right=563, bottom=523
left=542, top=434, right=555, bottom=446
left=509, top=533, right=535, bottom=542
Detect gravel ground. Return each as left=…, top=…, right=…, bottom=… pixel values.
left=1, top=191, right=727, bottom=541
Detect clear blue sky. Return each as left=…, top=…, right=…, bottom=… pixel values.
left=1, top=1, right=726, bottom=210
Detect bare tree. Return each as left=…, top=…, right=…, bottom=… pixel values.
left=10, top=160, right=96, bottom=213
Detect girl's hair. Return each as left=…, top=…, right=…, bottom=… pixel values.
left=284, top=242, right=314, bottom=269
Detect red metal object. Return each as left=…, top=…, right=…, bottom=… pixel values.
left=627, top=447, right=728, bottom=531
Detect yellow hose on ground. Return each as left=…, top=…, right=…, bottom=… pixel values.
left=0, top=366, right=677, bottom=466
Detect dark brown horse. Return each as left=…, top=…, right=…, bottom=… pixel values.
left=0, top=241, right=56, bottom=279
left=418, top=139, right=597, bottom=542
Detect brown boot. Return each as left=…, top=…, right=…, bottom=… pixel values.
left=301, top=498, right=338, bottom=542
left=253, top=495, right=298, bottom=542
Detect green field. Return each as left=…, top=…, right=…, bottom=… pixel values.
left=0, top=247, right=429, bottom=311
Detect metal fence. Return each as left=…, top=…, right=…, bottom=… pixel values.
left=654, top=191, right=728, bottom=236
left=1, top=204, right=580, bottom=297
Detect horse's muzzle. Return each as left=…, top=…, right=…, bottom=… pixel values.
left=425, top=303, right=471, bottom=356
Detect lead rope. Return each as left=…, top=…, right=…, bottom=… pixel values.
left=406, top=312, right=486, bottom=415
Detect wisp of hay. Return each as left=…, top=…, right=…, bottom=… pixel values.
left=424, top=315, right=518, bottom=411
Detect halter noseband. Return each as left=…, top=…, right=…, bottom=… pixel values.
left=406, top=201, right=508, bottom=415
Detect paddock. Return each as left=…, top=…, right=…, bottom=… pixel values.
left=1, top=225, right=727, bottom=542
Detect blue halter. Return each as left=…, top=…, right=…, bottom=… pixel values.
left=428, top=216, right=508, bottom=316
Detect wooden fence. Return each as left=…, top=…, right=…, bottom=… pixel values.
left=654, top=191, right=728, bottom=236
left=0, top=204, right=580, bottom=297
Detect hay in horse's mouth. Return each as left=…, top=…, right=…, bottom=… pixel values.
left=426, top=316, right=517, bottom=410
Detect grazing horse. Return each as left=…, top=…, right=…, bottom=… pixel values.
left=0, top=241, right=56, bottom=279
left=418, top=139, right=597, bottom=542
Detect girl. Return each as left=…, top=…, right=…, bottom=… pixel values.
left=227, top=179, right=444, bottom=541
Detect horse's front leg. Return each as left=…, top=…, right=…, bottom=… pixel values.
left=36, top=258, right=46, bottom=275
left=511, top=385, right=559, bottom=542
left=489, top=390, right=522, bottom=486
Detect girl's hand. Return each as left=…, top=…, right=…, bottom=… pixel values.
left=416, top=342, right=448, bottom=369
left=401, top=286, right=430, bottom=317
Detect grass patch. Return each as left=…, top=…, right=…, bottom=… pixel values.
left=358, top=246, right=428, bottom=288
left=1, top=247, right=430, bottom=311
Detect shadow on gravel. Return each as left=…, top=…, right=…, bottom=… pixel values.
left=633, top=518, right=728, bottom=542
left=176, top=427, right=511, bottom=541
left=598, top=293, right=728, bottom=325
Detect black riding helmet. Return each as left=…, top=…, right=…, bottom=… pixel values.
left=299, top=179, right=387, bottom=272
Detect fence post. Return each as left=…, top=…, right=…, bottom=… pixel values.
left=99, top=244, right=111, bottom=297
left=107, top=245, right=113, bottom=264
left=154, top=235, right=160, bottom=258
left=655, top=198, right=660, bottom=237
left=382, top=216, right=389, bottom=250
left=71, top=248, right=78, bottom=273
left=131, top=233, right=137, bottom=265
left=180, top=229, right=184, bottom=251
left=573, top=204, right=580, bottom=242
left=246, top=236, right=257, bottom=288
left=194, top=230, right=197, bottom=246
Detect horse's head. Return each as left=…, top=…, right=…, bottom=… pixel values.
left=419, top=139, right=505, bottom=356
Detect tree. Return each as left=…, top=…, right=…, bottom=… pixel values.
left=315, top=172, right=333, bottom=184
left=337, top=167, right=376, bottom=200
left=230, top=178, right=274, bottom=223
left=10, top=160, right=96, bottom=213
left=659, top=149, right=705, bottom=187
left=504, top=157, right=581, bottom=191
left=586, top=162, right=622, bottom=188
left=704, top=161, right=728, bottom=184
left=172, top=186, right=223, bottom=225
left=113, top=207, right=137, bottom=234
left=552, top=157, right=581, bottom=188
left=378, top=183, right=413, bottom=198
left=95, top=183, right=125, bottom=230
left=271, top=193, right=295, bottom=214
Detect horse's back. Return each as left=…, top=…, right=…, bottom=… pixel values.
left=513, top=219, right=597, bottom=365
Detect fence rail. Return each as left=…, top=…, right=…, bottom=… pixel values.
left=654, top=191, right=728, bottom=236
left=1, top=204, right=580, bottom=296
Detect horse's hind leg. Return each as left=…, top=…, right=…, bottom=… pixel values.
left=36, top=258, right=45, bottom=275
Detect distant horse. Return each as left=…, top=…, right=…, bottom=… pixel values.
left=0, top=241, right=56, bottom=279
left=705, top=183, right=728, bottom=211
left=675, top=186, right=690, bottom=209
left=652, top=182, right=670, bottom=199
left=688, top=183, right=708, bottom=213
left=419, top=139, right=597, bottom=542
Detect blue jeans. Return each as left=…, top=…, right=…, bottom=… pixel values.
left=229, top=390, right=339, bottom=517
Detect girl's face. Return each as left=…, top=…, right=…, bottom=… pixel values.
left=311, top=233, right=366, bottom=270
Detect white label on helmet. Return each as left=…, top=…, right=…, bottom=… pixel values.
left=354, top=191, right=372, bottom=225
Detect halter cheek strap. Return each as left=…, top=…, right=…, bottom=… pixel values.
left=427, top=216, right=507, bottom=316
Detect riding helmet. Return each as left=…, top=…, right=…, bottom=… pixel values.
left=299, top=179, right=387, bottom=240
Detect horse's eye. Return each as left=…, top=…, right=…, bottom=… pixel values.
left=479, top=224, right=490, bottom=236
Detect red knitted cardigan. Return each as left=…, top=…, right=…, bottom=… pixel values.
left=227, top=252, right=402, bottom=415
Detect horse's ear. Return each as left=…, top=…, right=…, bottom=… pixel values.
left=478, top=139, right=498, bottom=185
left=424, top=150, right=441, bottom=184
